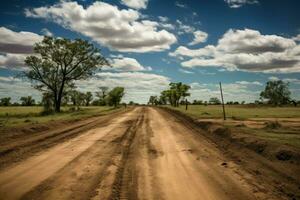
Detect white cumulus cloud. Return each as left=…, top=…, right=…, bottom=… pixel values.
left=189, top=30, right=208, bottom=45
left=0, top=27, right=43, bottom=54
left=0, top=27, right=44, bottom=70
left=121, top=0, right=148, bottom=9
left=25, top=1, right=177, bottom=53
left=170, top=28, right=300, bottom=73
left=108, top=57, right=151, bottom=71
left=41, top=28, right=53, bottom=36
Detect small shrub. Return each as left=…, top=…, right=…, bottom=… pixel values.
left=265, top=121, right=281, bottom=129
left=213, top=127, right=231, bottom=137
left=40, top=110, right=55, bottom=116
left=201, top=112, right=210, bottom=115
left=235, top=123, right=245, bottom=127
left=276, top=150, right=293, bottom=161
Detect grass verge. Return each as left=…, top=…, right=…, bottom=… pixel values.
left=0, top=106, right=121, bottom=128
left=163, top=105, right=300, bottom=154
left=163, top=105, right=300, bottom=119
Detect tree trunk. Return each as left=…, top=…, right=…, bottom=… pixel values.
left=55, top=99, right=61, bottom=112
left=56, top=80, right=65, bottom=113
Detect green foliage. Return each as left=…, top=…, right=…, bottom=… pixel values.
left=226, top=101, right=239, bottom=105
left=107, top=87, right=125, bottom=107
left=209, top=97, right=221, bottom=105
left=68, top=90, right=85, bottom=109
left=148, top=96, right=159, bottom=105
left=128, top=101, right=138, bottom=105
left=20, top=96, right=35, bottom=106
left=41, top=92, right=54, bottom=113
left=95, top=86, right=109, bottom=106
left=0, top=97, right=11, bottom=106
left=84, top=92, right=93, bottom=106
left=260, top=80, right=291, bottom=105
left=193, top=100, right=203, bottom=105
left=24, top=36, right=108, bottom=112
left=159, top=82, right=191, bottom=107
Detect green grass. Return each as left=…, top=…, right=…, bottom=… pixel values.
left=165, top=105, right=300, bottom=149
left=165, top=105, right=300, bottom=119
left=0, top=106, right=44, bottom=117
left=0, top=106, right=120, bottom=128
left=239, top=127, right=300, bottom=148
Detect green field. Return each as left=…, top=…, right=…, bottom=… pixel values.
left=165, top=105, right=300, bottom=148
left=0, top=106, right=120, bottom=128
left=165, top=105, right=300, bottom=119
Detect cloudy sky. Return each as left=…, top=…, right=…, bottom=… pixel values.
left=0, top=0, right=300, bottom=103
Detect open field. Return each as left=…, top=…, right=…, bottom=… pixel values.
left=0, top=106, right=299, bottom=200
left=165, top=105, right=300, bottom=149
left=165, top=105, right=300, bottom=119
left=0, top=106, right=119, bottom=128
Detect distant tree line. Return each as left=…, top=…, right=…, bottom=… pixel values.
left=146, top=80, right=299, bottom=107
left=0, top=96, right=36, bottom=106
left=0, top=86, right=125, bottom=112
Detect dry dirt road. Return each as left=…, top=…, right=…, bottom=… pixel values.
left=0, top=107, right=290, bottom=200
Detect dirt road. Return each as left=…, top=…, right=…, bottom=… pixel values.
left=0, top=107, right=290, bottom=200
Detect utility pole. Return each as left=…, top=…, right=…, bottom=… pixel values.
left=219, top=82, right=226, bottom=120
left=185, top=98, right=188, bottom=110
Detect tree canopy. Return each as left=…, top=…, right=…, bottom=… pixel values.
left=84, top=92, right=93, bottom=106
left=24, top=36, right=108, bottom=112
left=157, top=82, right=191, bottom=107
left=260, top=80, right=291, bottom=105
left=209, top=97, right=221, bottom=105
left=107, top=87, right=125, bottom=107
left=148, top=96, right=159, bottom=105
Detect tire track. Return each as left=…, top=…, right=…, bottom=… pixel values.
left=109, top=111, right=144, bottom=200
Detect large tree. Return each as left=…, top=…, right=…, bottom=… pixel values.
left=24, top=37, right=108, bottom=112
left=260, top=80, right=291, bottom=105
left=159, top=82, right=191, bottom=107
left=148, top=96, right=158, bottom=105
left=107, top=87, right=125, bottom=107
left=169, top=82, right=191, bottom=107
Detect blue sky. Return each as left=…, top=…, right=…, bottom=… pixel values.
left=0, top=0, right=300, bottom=103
